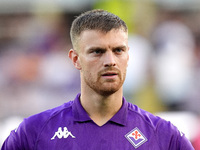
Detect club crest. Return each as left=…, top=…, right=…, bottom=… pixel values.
left=125, top=127, right=147, bottom=148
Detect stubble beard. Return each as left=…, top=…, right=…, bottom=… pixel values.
left=83, top=68, right=126, bottom=96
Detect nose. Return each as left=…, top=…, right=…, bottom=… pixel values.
left=103, top=51, right=116, bottom=67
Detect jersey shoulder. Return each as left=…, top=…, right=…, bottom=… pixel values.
left=127, top=102, right=163, bottom=130
left=23, top=100, right=74, bottom=129
left=2, top=100, right=74, bottom=150
left=127, top=102, right=194, bottom=149
left=16, top=101, right=74, bottom=143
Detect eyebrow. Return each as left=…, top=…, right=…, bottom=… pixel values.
left=113, top=45, right=127, bottom=50
left=87, top=47, right=106, bottom=53
left=87, top=45, right=127, bottom=51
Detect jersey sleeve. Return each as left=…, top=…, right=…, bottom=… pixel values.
left=1, top=103, right=70, bottom=150
left=1, top=119, right=36, bottom=150
left=1, top=130, right=24, bottom=150
left=178, top=132, right=195, bottom=150
left=156, top=119, right=194, bottom=150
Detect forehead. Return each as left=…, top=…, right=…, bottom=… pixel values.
left=77, top=29, right=128, bottom=50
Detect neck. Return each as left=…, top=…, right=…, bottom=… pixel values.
left=80, top=87, right=123, bottom=126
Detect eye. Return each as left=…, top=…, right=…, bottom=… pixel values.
left=114, top=48, right=123, bottom=54
left=116, top=48, right=122, bottom=52
left=90, top=49, right=105, bottom=55
left=94, top=49, right=104, bottom=54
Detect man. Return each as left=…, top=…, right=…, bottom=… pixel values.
left=1, top=9, right=194, bottom=150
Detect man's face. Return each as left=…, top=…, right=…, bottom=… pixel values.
left=75, top=29, right=129, bottom=96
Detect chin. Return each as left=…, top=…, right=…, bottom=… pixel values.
left=97, top=86, right=121, bottom=96
left=98, top=90, right=117, bottom=96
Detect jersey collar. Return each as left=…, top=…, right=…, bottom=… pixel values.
left=72, top=93, right=128, bottom=126
left=72, top=93, right=92, bottom=122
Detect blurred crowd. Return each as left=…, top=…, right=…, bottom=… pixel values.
left=0, top=0, right=200, bottom=148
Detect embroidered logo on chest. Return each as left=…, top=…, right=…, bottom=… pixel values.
left=51, top=127, right=76, bottom=140
left=125, top=127, right=147, bottom=149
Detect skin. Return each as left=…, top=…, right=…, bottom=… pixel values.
left=69, top=28, right=129, bottom=126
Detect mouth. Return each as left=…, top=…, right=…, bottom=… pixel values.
left=102, top=73, right=117, bottom=76
left=102, top=72, right=118, bottom=77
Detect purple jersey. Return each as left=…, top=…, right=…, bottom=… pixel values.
left=1, top=93, right=194, bottom=150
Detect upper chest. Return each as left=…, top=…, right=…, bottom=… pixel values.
left=35, top=120, right=159, bottom=150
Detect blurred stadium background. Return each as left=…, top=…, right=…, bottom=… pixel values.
left=0, top=0, right=200, bottom=148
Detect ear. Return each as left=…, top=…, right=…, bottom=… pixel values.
left=68, top=49, right=81, bottom=70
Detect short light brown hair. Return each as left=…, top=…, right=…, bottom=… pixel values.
left=70, top=9, right=128, bottom=50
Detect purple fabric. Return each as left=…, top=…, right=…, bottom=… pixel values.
left=1, top=93, right=194, bottom=150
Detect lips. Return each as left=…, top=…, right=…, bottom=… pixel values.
left=102, top=72, right=117, bottom=76
left=101, top=71, right=118, bottom=77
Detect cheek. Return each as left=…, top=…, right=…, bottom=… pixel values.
left=120, top=57, right=129, bottom=68
left=119, top=58, right=128, bottom=78
left=81, top=62, right=97, bottom=77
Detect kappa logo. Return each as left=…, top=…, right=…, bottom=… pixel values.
left=125, top=127, right=147, bottom=149
left=51, top=127, right=76, bottom=140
